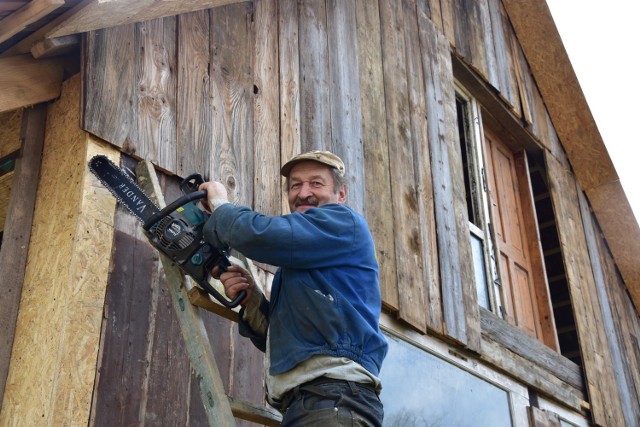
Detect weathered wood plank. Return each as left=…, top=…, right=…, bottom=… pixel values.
left=253, top=0, right=281, bottom=215
left=0, top=54, right=64, bottom=113
left=451, top=0, right=493, bottom=83
left=176, top=10, right=212, bottom=177
left=379, top=0, right=427, bottom=332
left=326, top=0, right=364, bottom=214
left=546, top=152, right=625, bottom=427
left=82, top=25, right=137, bottom=149
left=136, top=160, right=236, bottom=427
left=0, top=0, right=64, bottom=44
left=48, top=0, right=247, bottom=38
left=210, top=3, right=254, bottom=206
left=278, top=0, right=301, bottom=212
left=136, top=17, right=177, bottom=171
left=485, top=0, right=518, bottom=111
left=297, top=0, right=331, bottom=151
left=0, top=104, right=46, bottom=408
left=355, top=0, right=398, bottom=311
left=577, top=187, right=640, bottom=426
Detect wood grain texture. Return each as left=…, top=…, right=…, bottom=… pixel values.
left=546, top=152, right=625, bottom=427
left=326, top=0, right=364, bottom=214
left=83, top=25, right=137, bottom=149
left=0, top=110, right=22, bottom=156
left=210, top=3, right=254, bottom=206
left=355, top=0, right=398, bottom=311
left=297, top=0, right=331, bottom=152
left=176, top=10, right=212, bottom=177
left=136, top=17, right=177, bottom=171
left=0, top=54, right=64, bottom=112
left=378, top=0, right=426, bottom=331
left=253, top=0, right=281, bottom=215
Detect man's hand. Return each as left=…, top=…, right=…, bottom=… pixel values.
left=213, top=264, right=254, bottom=306
left=198, top=181, right=228, bottom=212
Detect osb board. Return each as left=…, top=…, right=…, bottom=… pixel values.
left=0, top=171, right=12, bottom=230
left=0, top=109, right=22, bottom=157
left=0, top=74, right=119, bottom=425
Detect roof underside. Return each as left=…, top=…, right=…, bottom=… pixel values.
left=0, top=0, right=638, bottom=308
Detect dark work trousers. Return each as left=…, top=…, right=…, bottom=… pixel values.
left=279, top=377, right=384, bottom=426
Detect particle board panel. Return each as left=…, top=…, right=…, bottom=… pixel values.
left=0, top=110, right=22, bottom=157
left=176, top=10, right=212, bottom=177
left=1, top=74, right=118, bottom=426
left=209, top=3, right=255, bottom=206
left=546, top=152, right=625, bottom=427
left=378, top=0, right=427, bottom=332
left=355, top=0, right=398, bottom=311
left=0, top=171, right=12, bottom=230
left=252, top=0, right=281, bottom=216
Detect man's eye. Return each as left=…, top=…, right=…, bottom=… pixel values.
left=290, top=183, right=301, bottom=190
left=311, top=181, right=324, bottom=188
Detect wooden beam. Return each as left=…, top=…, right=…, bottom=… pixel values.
left=0, top=54, right=64, bottom=113
left=0, top=0, right=64, bottom=44
left=31, top=34, right=80, bottom=59
left=0, top=105, right=46, bottom=409
left=47, top=0, right=246, bottom=38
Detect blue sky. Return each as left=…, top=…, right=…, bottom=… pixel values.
left=546, top=0, right=640, bottom=225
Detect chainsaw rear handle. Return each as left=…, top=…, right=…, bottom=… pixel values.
left=143, top=189, right=246, bottom=309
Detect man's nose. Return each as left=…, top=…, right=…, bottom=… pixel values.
left=298, top=182, right=313, bottom=198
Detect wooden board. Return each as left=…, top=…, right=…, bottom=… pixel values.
left=378, top=0, right=427, bottom=332
left=0, top=105, right=46, bottom=409
left=546, top=152, right=625, bottom=426
left=297, top=0, right=331, bottom=152
left=252, top=0, right=281, bottom=216
left=326, top=0, right=364, bottom=214
left=355, top=0, right=398, bottom=311
left=176, top=10, right=212, bottom=177
left=0, top=54, right=64, bottom=113
left=136, top=16, right=177, bottom=171
left=210, top=3, right=254, bottom=206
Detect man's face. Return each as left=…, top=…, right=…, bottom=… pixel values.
left=287, top=160, right=347, bottom=213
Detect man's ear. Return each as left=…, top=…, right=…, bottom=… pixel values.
left=337, top=185, right=348, bottom=204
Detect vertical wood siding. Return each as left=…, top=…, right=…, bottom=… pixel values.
left=80, top=0, right=637, bottom=422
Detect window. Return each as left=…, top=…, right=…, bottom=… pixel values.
left=455, top=84, right=559, bottom=349
left=380, top=333, right=513, bottom=426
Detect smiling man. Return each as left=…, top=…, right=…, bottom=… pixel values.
left=200, top=150, right=388, bottom=426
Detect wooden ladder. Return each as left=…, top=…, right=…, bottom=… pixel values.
left=136, top=160, right=281, bottom=427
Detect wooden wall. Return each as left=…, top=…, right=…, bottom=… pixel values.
left=79, top=0, right=638, bottom=425
left=0, top=75, right=118, bottom=425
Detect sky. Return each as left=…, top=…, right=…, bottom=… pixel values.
left=545, top=1, right=640, bottom=226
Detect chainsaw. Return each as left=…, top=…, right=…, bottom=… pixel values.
left=88, top=155, right=245, bottom=308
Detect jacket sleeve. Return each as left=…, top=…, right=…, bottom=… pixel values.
left=203, top=203, right=361, bottom=269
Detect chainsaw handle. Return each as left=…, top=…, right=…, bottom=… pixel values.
left=180, top=173, right=205, bottom=195
left=142, top=191, right=207, bottom=231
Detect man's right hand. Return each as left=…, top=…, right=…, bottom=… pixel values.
left=214, top=264, right=254, bottom=306
left=198, top=181, right=228, bottom=212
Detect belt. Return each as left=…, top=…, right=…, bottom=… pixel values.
left=279, top=376, right=376, bottom=413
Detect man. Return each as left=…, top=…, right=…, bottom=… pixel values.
left=200, top=150, right=388, bottom=426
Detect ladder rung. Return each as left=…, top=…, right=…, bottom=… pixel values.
left=229, top=396, right=282, bottom=426
left=188, top=286, right=240, bottom=323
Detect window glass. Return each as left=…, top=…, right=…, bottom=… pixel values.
left=380, top=334, right=512, bottom=426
